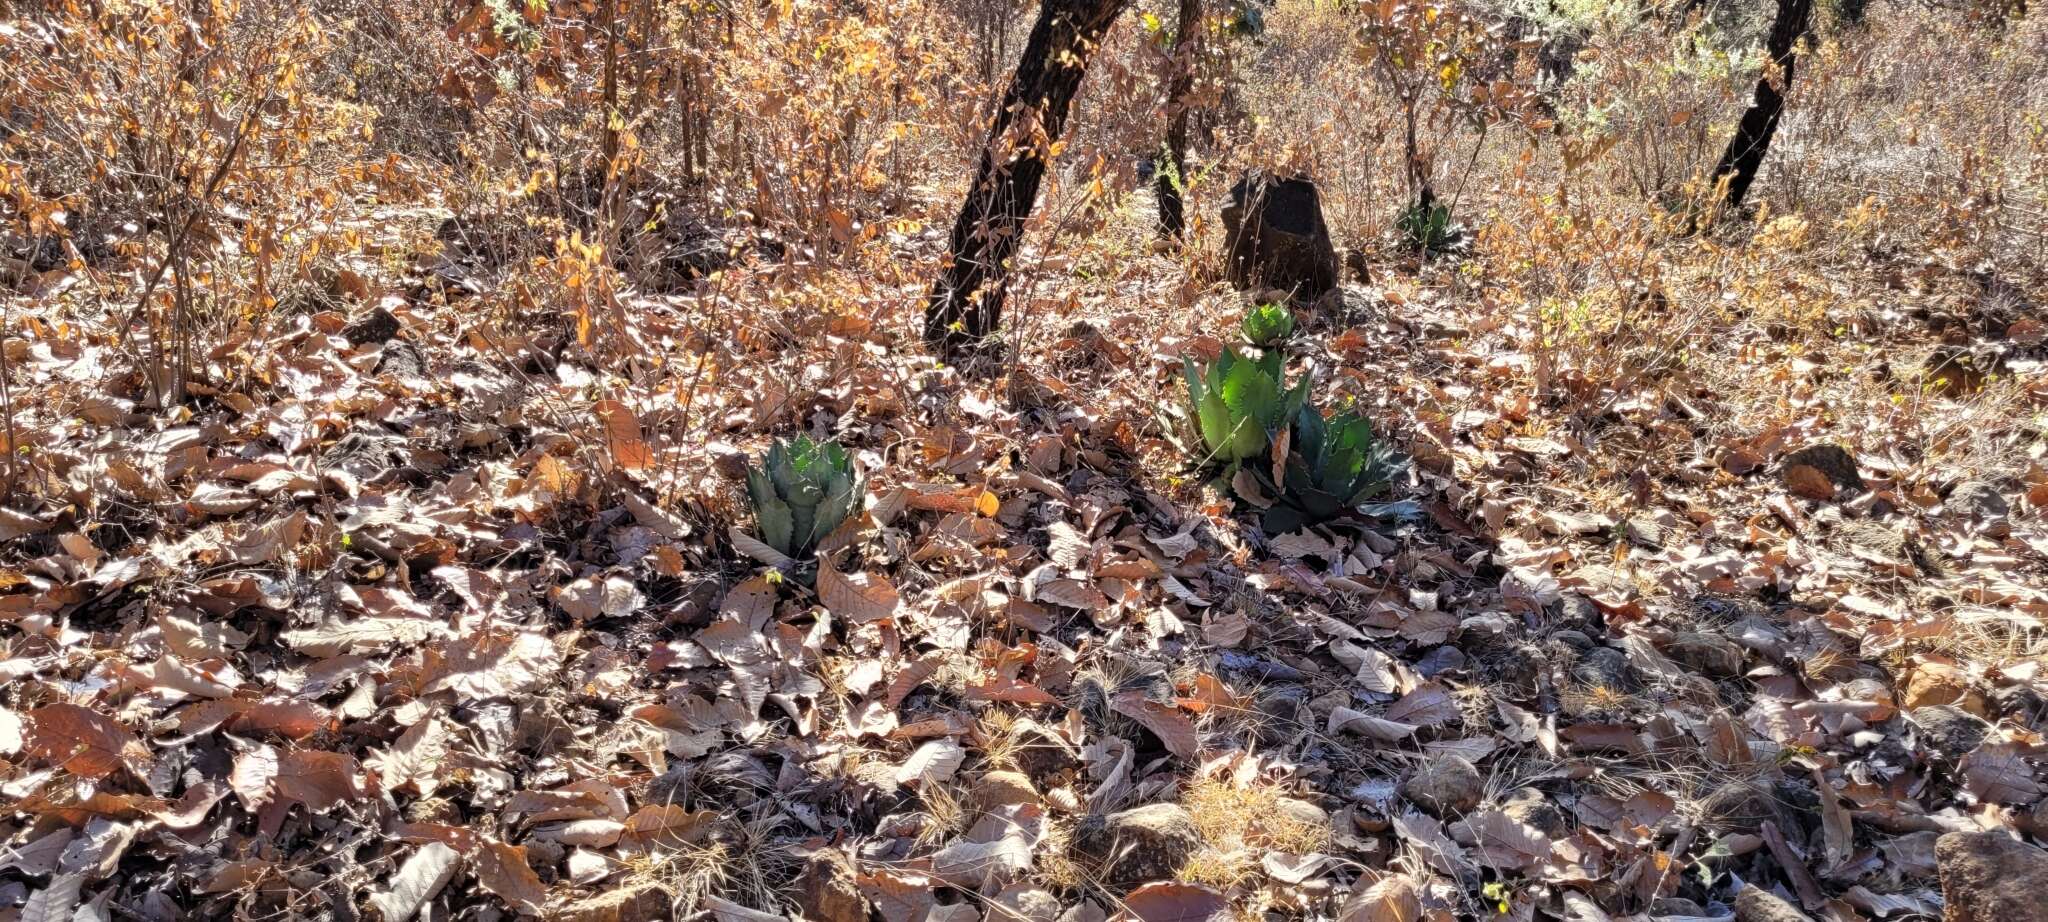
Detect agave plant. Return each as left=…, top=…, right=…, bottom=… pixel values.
left=1396, top=196, right=1464, bottom=254
left=1183, top=348, right=1308, bottom=467
left=1241, top=303, right=1295, bottom=349
left=745, top=435, right=866, bottom=559
left=1260, top=404, right=1403, bottom=533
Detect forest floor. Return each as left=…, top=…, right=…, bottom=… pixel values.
left=5, top=3, right=2048, bottom=917
left=5, top=169, right=2047, bottom=922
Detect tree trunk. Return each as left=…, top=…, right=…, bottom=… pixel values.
left=1156, top=0, right=1201, bottom=238
left=1710, top=0, right=1812, bottom=211
left=924, top=0, right=1129, bottom=349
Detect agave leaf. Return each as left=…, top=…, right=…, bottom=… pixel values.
left=754, top=491, right=797, bottom=556
left=1242, top=303, right=1295, bottom=348
left=1261, top=503, right=1308, bottom=535
left=1198, top=390, right=1240, bottom=460
left=809, top=472, right=858, bottom=549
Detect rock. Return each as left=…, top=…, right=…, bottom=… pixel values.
left=1781, top=444, right=1864, bottom=496
left=1547, top=629, right=1594, bottom=653
left=1624, top=515, right=1669, bottom=549
left=991, top=885, right=1062, bottom=922
left=1950, top=479, right=2012, bottom=521
left=1911, top=705, right=1991, bottom=761
left=1073, top=803, right=1205, bottom=885
left=1654, top=897, right=1707, bottom=916
left=1221, top=172, right=1338, bottom=304
left=1993, top=684, right=2046, bottom=725
left=1572, top=647, right=1636, bottom=691
left=1253, top=688, right=1308, bottom=747
left=1734, top=886, right=1814, bottom=922
left=1925, top=345, right=2001, bottom=396
left=1401, top=756, right=1483, bottom=817
left=795, top=850, right=869, bottom=922
left=342, top=306, right=401, bottom=346
left=1664, top=631, right=1746, bottom=677
left=1699, top=780, right=1794, bottom=833
left=971, top=771, right=1040, bottom=812
left=1500, top=789, right=1567, bottom=837
left=374, top=339, right=427, bottom=379
left=1937, top=830, right=2048, bottom=922
left=1904, top=663, right=1986, bottom=715
left=1727, top=616, right=1791, bottom=660
left=556, top=880, right=673, bottom=922
left=1008, top=718, right=1079, bottom=780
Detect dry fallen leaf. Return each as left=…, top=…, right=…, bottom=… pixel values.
left=369, top=842, right=463, bottom=922
left=1338, top=874, right=1422, bottom=922
left=819, top=562, right=902, bottom=624
left=896, top=738, right=967, bottom=787
left=1109, top=690, right=1200, bottom=760
left=26, top=703, right=150, bottom=781
left=1115, top=881, right=1231, bottom=922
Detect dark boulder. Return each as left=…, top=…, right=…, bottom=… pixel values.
left=1222, top=172, right=1339, bottom=303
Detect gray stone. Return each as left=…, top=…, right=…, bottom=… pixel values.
left=1734, top=886, right=1814, bottom=922
left=1401, top=756, right=1483, bottom=817
left=1910, top=705, right=1990, bottom=761
left=1938, top=830, right=2048, bottom=922
left=1950, top=480, right=2012, bottom=520
left=1501, top=789, right=1567, bottom=837
left=1073, top=804, right=1205, bottom=886
left=1573, top=647, right=1636, bottom=691
left=1665, top=631, right=1747, bottom=677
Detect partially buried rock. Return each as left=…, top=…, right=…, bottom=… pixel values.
left=1572, top=646, right=1637, bottom=692
left=556, top=880, right=672, bottom=922
left=1910, top=705, right=1990, bottom=762
left=1699, top=779, right=1794, bottom=833
left=1008, top=718, right=1079, bottom=780
left=1663, top=631, right=1746, bottom=678
left=1500, top=789, right=1567, bottom=837
left=342, top=305, right=401, bottom=346
left=970, top=771, right=1040, bottom=812
left=1937, top=830, right=2048, bottom=922
left=795, top=850, right=869, bottom=922
left=1401, top=756, right=1483, bottom=817
left=1904, top=662, right=1986, bottom=715
left=1734, top=886, right=1814, bottom=922
left=1949, top=479, right=2012, bottom=521
left=1781, top=444, right=1864, bottom=499
left=1073, top=803, right=1205, bottom=886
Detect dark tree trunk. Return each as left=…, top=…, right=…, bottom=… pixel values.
left=1710, top=0, right=1812, bottom=210
left=1156, top=0, right=1202, bottom=238
left=924, top=0, right=1129, bottom=349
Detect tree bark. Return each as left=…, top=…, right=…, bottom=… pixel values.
left=1156, top=0, right=1201, bottom=238
left=924, top=0, right=1129, bottom=349
left=1710, top=0, right=1812, bottom=210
